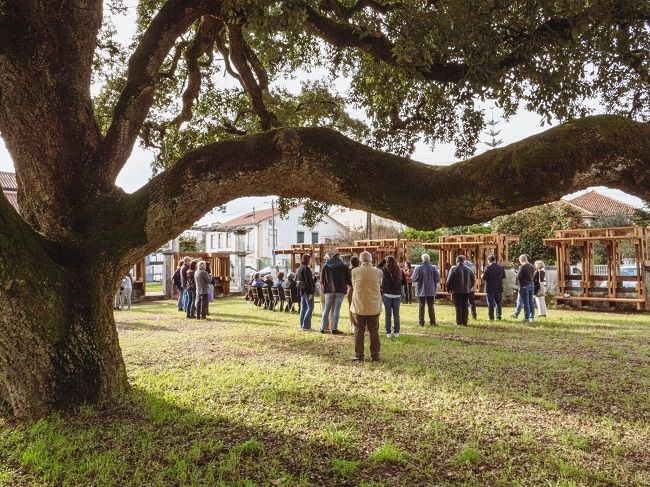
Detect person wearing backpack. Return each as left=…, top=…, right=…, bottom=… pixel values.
left=296, top=254, right=316, bottom=330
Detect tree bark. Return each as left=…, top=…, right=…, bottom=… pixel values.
left=127, top=114, right=650, bottom=260
left=0, top=194, right=127, bottom=419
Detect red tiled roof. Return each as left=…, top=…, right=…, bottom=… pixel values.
left=1, top=171, right=19, bottom=211
left=0, top=171, right=17, bottom=191
left=220, top=208, right=275, bottom=227
left=3, top=191, right=18, bottom=211
left=566, top=191, right=635, bottom=217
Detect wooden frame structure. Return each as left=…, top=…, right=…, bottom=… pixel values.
left=543, top=226, right=649, bottom=310
left=170, top=252, right=232, bottom=296
left=423, top=233, right=519, bottom=296
left=273, top=243, right=327, bottom=272
left=336, top=239, right=411, bottom=264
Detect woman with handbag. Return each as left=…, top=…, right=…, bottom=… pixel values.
left=533, top=260, right=547, bottom=318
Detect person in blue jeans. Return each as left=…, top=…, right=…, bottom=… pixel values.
left=296, top=253, right=316, bottom=330
left=381, top=256, right=406, bottom=337
left=320, top=253, right=351, bottom=334
left=516, top=254, right=536, bottom=322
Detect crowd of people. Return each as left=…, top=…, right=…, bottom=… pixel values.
left=276, top=251, right=548, bottom=361
left=172, top=256, right=218, bottom=319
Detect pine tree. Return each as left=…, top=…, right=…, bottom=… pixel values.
left=484, top=109, right=504, bottom=149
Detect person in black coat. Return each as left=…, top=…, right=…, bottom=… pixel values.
left=482, top=255, right=506, bottom=320
left=446, top=255, right=475, bottom=326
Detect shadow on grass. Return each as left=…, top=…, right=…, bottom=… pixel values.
left=116, top=321, right=178, bottom=332
left=0, top=387, right=432, bottom=487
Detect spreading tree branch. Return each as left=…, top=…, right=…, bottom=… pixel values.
left=123, top=114, right=650, bottom=261
left=172, top=16, right=220, bottom=126
left=98, top=0, right=218, bottom=181
left=226, top=23, right=280, bottom=130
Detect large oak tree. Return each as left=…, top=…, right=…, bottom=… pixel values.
left=1, top=0, right=650, bottom=418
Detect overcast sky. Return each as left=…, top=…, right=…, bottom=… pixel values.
left=1, top=6, right=644, bottom=225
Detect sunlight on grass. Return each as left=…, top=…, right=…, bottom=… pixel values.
left=1, top=297, right=649, bottom=485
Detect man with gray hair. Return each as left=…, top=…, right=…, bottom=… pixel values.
left=350, top=251, right=383, bottom=361
left=195, top=261, right=211, bottom=319
left=411, top=253, right=440, bottom=326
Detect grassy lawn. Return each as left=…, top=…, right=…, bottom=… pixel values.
left=1, top=298, right=649, bottom=486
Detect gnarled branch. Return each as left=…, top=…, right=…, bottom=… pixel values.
left=124, top=114, right=650, bottom=261
left=98, top=0, right=219, bottom=181
left=226, top=23, right=280, bottom=130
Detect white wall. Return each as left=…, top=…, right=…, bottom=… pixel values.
left=330, top=207, right=404, bottom=232
left=204, top=206, right=346, bottom=271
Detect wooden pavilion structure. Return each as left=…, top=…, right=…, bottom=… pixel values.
left=273, top=243, right=327, bottom=272
left=336, top=239, right=411, bottom=264
left=423, top=233, right=519, bottom=296
left=171, top=252, right=231, bottom=296
left=543, top=226, right=649, bottom=310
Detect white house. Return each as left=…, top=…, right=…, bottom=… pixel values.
left=329, top=207, right=404, bottom=232
left=203, top=205, right=347, bottom=273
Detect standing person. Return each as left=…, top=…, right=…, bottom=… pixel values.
left=482, top=255, right=506, bottom=321
left=347, top=256, right=361, bottom=332
left=517, top=254, right=536, bottom=323
left=446, top=255, right=475, bottom=326
left=180, top=256, right=192, bottom=312
left=466, top=260, right=478, bottom=319
left=122, top=273, right=133, bottom=310
left=296, top=254, right=316, bottom=330
left=411, top=254, right=440, bottom=326
left=403, top=262, right=414, bottom=304
left=172, top=262, right=183, bottom=310
left=185, top=260, right=198, bottom=319
left=382, top=256, right=406, bottom=338
left=320, top=253, right=351, bottom=335
left=350, top=252, right=383, bottom=361
left=195, top=261, right=211, bottom=319
left=533, top=260, right=547, bottom=317
left=114, top=280, right=124, bottom=311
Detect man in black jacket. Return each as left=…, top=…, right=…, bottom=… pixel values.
left=446, top=255, right=475, bottom=326
left=320, top=253, right=352, bottom=334
left=482, top=255, right=506, bottom=320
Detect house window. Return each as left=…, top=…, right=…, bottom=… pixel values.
left=311, top=232, right=319, bottom=244
left=297, top=231, right=305, bottom=243
left=218, top=234, right=223, bottom=248
left=210, top=235, right=215, bottom=250
left=226, top=233, right=231, bottom=248
left=297, top=217, right=304, bottom=225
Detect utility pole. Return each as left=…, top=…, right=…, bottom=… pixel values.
left=366, top=211, right=372, bottom=240
left=271, top=199, right=277, bottom=268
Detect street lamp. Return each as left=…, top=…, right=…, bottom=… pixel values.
left=234, top=228, right=249, bottom=293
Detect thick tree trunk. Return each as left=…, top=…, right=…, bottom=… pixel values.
left=0, top=196, right=127, bottom=418
left=0, top=271, right=127, bottom=419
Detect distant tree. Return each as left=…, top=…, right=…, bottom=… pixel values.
left=179, top=235, right=198, bottom=252
left=442, top=224, right=493, bottom=236
left=492, top=204, right=584, bottom=265
left=484, top=109, right=503, bottom=149
left=631, top=205, right=650, bottom=226
left=401, top=227, right=443, bottom=242
left=591, top=211, right=633, bottom=228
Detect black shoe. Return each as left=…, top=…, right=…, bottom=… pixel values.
left=371, top=357, right=380, bottom=362
left=430, top=322, right=437, bottom=326
left=419, top=323, right=424, bottom=326
left=350, top=356, right=364, bottom=361
left=331, top=329, right=344, bottom=335
left=319, top=329, right=326, bottom=334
